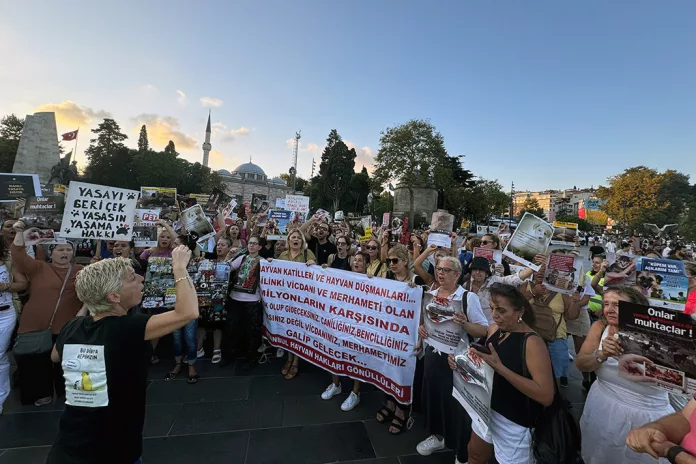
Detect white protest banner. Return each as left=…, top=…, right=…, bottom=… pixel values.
left=502, top=212, right=553, bottom=272
left=285, top=194, right=310, bottom=214
left=275, top=198, right=286, bottom=209
left=261, top=260, right=422, bottom=404
left=452, top=338, right=494, bottom=438
left=133, top=208, right=160, bottom=247
left=61, top=182, right=140, bottom=240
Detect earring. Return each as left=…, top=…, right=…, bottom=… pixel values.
left=517, top=316, right=523, bottom=323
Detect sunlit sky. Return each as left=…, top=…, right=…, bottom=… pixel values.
left=1, top=1, right=694, bottom=191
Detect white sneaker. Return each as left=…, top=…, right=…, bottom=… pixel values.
left=276, top=348, right=285, bottom=358
left=341, top=392, right=360, bottom=411
left=197, top=347, right=205, bottom=358
left=321, top=383, right=342, bottom=400
left=416, top=435, right=445, bottom=456
left=568, top=353, right=574, bottom=361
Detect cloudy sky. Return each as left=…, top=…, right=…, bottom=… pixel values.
left=1, top=1, right=694, bottom=190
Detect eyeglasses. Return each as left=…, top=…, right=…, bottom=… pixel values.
left=435, top=266, right=455, bottom=274
left=248, top=242, right=260, bottom=246
left=481, top=240, right=491, bottom=245
left=386, top=258, right=401, bottom=265
left=365, top=246, right=378, bottom=251
left=337, top=242, right=347, bottom=246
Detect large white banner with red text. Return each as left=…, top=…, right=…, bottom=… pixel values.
left=260, top=260, right=422, bottom=404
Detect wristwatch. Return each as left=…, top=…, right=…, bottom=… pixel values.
left=667, top=445, right=686, bottom=463
left=594, top=349, right=605, bottom=364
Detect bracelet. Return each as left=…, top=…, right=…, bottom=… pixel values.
left=667, top=445, right=685, bottom=464
left=174, top=276, right=191, bottom=285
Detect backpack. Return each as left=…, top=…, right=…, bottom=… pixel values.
left=528, top=291, right=561, bottom=342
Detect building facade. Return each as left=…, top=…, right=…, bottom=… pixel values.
left=217, top=162, right=290, bottom=204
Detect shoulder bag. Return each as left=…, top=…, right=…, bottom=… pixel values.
left=14, top=264, right=73, bottom=356
left=522, top=333, right=584, bottom=464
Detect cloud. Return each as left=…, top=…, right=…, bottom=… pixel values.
left=130, top=113, right=198, bottom=151
left=35, top=101, right=112, bottom=128
left=176, top=90, right=186, bottom=105
left=141, top=84, right=159, bottom=95
left=304, top=143, right=321, bottom=154
left=207, top=149, right=239, bottom=170
left=284, top=139, right=321, bottom=154
left=200, top=97, right=224, bottom=108
left=345, top=140, right=375, bottom=173
left=212, top=122, right=251, bottom=142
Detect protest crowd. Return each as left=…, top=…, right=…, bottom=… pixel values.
left=1, top=180, right=696, bottom=464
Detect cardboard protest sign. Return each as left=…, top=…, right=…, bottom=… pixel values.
left=285, top=194, right=310, bottom=214
left=180, top=204, right=215, bottom=242
left=261, top=260, right=422, bottom=404
left=618, top=301, right=696, bottom=395
left=543, top=253, right=582, bottom=295
left=61, top=182, right=140, bottom=240
left=133, top=208, right=160, bottom=247
left=428, top=211, right=454, bottom=248
left=636, top=257, right=689, bottom=310
left=552, top=221, right=578, bottom=246
left=502, top=213, right=553, bottom=272
left=423, top=292, right=466, bottom=354
left=452, top=337, right=495, bottom=438
left=275, top=198, right=286, bottom=209
left=605, top=252, right=638, bottom=288
left=140, top=187, right=176, bottom=207
left=0, top=173, right=41, bottom=201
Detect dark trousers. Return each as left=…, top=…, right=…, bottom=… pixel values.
left=224, top=299, right=263, bottom=361
left=15, top=334, right=64, bottom=405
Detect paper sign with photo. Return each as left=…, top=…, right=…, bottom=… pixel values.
left=497, top=222, right=511, bottom=237
left=61, top=182, right=140, bottom=240
left=205, top=188, right=231, bottom=212
left=423, top=292, right=465, bottom=354
left=476, top=225, right=494, bottom=237
left=452, top=337, right=495, bottom=438
left=142, top=257, right=176, bottom=309
left=133, top=208, right=160, bottom=247
left=618, top=301, right=696, bottom=395
left=502, top=213, right=553, bottom=272
left=140, top=187, right=177, bottom=207
left=636, top=257, right=688, bottom=311
left=382, top=212, right=390, bottom=227
left=604, top=252, right=637, bottom=288
left=181, top=204, right=215, bottom=242
left=23, top=195, right=64, bottom=231
left=473, top=247, right=502, bottom=264
left=551, top=221, right=578, bottom=247
left=543, top=253, right=582, bottom=295
left=0, top=173, right=41, bottom=202
left=266, top=210, right=307, bottom=241
left=250, top=193, right=268, bottom=214
left=285, top=194, right=310, bottom=213
left=428, top=211, right=454, bottom=248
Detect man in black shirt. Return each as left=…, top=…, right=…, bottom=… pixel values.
left=47, top=246, right=199, bottom=464
left=589, top=240, right=605, bottom=260
left=304, top=218, right=337, bottom=266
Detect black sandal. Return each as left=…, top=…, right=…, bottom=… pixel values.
left=376, top=406, right=394, bottom=424
left=388, top=406, right=407, bottom=435
left=187, top=374, right=199, bottom=384
left=165, top=363, right=181, bottom=381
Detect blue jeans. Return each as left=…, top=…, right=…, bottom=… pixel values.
left=172, top=319, right=198, bottom=365
left=548, top=338, right=569, bottom=378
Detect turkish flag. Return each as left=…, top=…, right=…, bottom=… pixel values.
left=61, top=129, right=78, bottom=141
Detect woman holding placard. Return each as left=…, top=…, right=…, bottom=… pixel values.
left=11, top=220, right=82, bottom=407
left=576, top=286, right=674, bottom=464
left=267, top=229, right=315, bottom=380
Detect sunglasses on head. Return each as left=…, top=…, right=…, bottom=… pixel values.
left=365, top=245, right=378, bottom=251
left=386, top=258, right=401, bottom=265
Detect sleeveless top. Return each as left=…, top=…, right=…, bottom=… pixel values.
left=487, top=330, right=543, bottom=428
left=329, top=255, right=351, bottom=271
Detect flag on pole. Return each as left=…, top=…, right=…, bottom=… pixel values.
left=62, top=129, right=79, bottom=141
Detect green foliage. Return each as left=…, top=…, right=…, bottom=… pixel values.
left=461, top=179, right=511, bottom=223
left=517, top=198, right=546, bottom=221
left=137, top=125, right=149, bottom=152
left=83, top=118, right=222, bottom=194
left=341, top=166, right=371, bottom=214
left=0, top=114, right=24, bottom=172
left=279, top=173, right=308, bottom=193
left=312, top=129, right=356, bottom=212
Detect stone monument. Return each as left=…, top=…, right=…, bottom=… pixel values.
left=392, top=185, right=438, bottom=230
left=12, top=112, right=61, bottom=185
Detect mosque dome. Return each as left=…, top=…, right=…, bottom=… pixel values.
left=270, top=176, right=287, bottom=185
left=232, top=162, right=266, bottom=177
left=217, top=169, right=232, bottom=177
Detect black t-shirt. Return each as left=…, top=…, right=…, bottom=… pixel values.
left=307, top=237, right=337, bottom=266
left=47, top=313, right=152, bottom=464
left=330, top=255, right=351, bottom=271
left=589, top=245, right=605, bottom=258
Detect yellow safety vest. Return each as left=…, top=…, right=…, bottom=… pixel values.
left=586, top=270, right=604, bottom=312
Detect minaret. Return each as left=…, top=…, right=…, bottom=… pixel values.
left=202, top=110, right=212, bottom=167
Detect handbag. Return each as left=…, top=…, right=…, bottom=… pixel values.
left=13, top=264, right=72, bottom=356
left=522, top=333, right=584, bottom=464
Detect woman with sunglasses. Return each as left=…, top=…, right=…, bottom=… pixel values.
left=267, top=230, right=316, bottom=379
left=416, top=256, right=489, bottom=462
left=325, top=236, right=352, bottom=271
left=319, top=250, right=370, bottom=411
left=447, top=283, right=554, bottom=464
left=365, top=238, right=387, bottom=278
left=472, top=234, right=511, bottom=276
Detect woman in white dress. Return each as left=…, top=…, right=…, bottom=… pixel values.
left=576, top=285, right=674, bottom=464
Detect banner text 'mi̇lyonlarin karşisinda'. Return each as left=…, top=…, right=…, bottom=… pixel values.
left=260, top=260, right=422, bottom=404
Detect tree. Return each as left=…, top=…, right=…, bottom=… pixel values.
left=279, top=173, right=308, bottom=193
left=461, top=179, right=510, bottom=223
left=433, top=154, right=476, bottom=217
left=0, top=114, right=24, bottom=172
left=138, top=125, right=149, bottom=152
left=164, top=140, right=177, bottom=156
left=83, top=119, right=131, bottom=187
left=341, top=166, right=371, bottom=214
left=517, top=198, right=546, bottom=220
left=313, top=130, right=356, bottom=212
left=373, top=119, right=449, bottom=223
left=597, top=166, right=673, bottom=230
